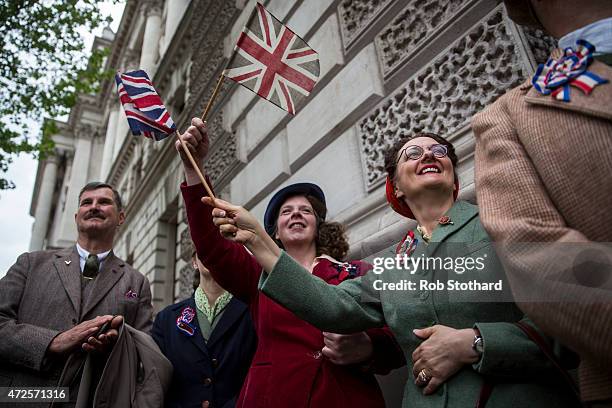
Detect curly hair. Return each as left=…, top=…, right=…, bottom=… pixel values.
left=271, top=195, right=350, bottom=261
left=383, top=132, right=458, bottom=183
left=316, top=220, right=349, bottom=261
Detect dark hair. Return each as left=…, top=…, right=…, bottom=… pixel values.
left=78, top=182, right=123, bottom=211
left=383, top=132, right=458, bottom=184
left=272, top=195, right=350, bottom=261
left=191, top=250, right=200, bottom=291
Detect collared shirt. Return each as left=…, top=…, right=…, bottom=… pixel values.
left=312, top=254, right=343, bottom=271
left=559, top=17, right=612, bottom=55
left=76, top=243, right=111, bottom=273
left=195, top=287, right=232, bottom=341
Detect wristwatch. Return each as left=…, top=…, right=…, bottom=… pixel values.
left=472, top=332, right=484, bottom=357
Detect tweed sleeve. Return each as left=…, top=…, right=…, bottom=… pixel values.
left=0, top=253, right=60, bottom=371
left=472, top=92, right=612, bottom=368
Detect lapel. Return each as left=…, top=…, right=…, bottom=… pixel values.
left=524, top=60, right=612, bottom=122
left=81, top=251, right=125, bottom=319
left=180, top=297, right=209, bottom=356
left=207, top=297, right=248, bottom=348
left=53, top=246, right=82, bottom=316
left=428, top=201, right=479, bottom=256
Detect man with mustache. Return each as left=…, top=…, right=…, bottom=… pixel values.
left=0, top=182, right=154, bottom=406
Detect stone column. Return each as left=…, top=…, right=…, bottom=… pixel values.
left=29, top=154, right=59, bottom=251
left=139, top=0, right=163, bottom=75
left=57, top=127, right=94, bottom=246
left=100, top=106, right=120, bottom=180
left=162, top=0, right=190, bottom=53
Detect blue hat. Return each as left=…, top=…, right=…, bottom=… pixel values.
left=263, top=183, right=326, bottom=236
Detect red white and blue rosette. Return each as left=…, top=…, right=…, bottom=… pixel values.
left=532, top=39, right=608, bottom=102
left=176, top=306, right=197, bottom=336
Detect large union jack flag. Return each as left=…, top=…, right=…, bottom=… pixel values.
left=223, top=3, right=320, bottom=115
left=115, top=70, right=176, bottom=141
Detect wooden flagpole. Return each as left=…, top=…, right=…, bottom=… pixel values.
left=173, top=73, right=227, bottom=200
left=173, top=72, right=226, bottom=201
left=201, top=73, right=225, bottom=121
left=175, top=130, right=216, bottom=200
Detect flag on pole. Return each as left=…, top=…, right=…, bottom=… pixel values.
left=115, top=70, right=176, bottom=141
left=223, top=3, right=320, bottom=115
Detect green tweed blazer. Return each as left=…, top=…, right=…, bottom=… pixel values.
left=260, top=201, right=579, bottom=408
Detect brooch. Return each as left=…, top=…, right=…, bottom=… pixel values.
left=396, top=230, right=419, bottom=256
left=333, top=262, right=360, bottom=281
left=532, top=39, right=608, bottom=102
left=438, top=216, right=453, bottom=225
left=176, top=306, right=197, bottom=336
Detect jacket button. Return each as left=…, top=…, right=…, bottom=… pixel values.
left=420, top=291, right=429, bottom=301
left=311, top=350, right=322, bottom=359
left=203, top=377, right=213, bottom=386
left=202, top=401, right=210, bottom=408
left=211, top=358, right=219, bottom=368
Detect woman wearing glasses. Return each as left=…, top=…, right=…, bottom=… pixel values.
left=206, top=133, right=580, bottom=407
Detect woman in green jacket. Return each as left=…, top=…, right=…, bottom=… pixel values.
left=205, top=133, right=579, bottom=408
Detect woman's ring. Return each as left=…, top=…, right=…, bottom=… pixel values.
left=417, top=369, right=431, bottom=384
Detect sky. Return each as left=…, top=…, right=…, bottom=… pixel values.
left=0, top=2, right=125, bottom=278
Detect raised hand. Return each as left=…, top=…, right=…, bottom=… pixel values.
left=201, top=196, right=281, bottom=271
left=176, top=118, right=209, bottom=185
left=202, top=197, right=261, bottom=245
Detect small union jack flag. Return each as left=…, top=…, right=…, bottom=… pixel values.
left=223, top=3, right=320, bottom=114
left=115, top=70, right=176, bottom=140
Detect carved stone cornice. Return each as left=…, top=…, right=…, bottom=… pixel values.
left=338, top=0, right=395, bottom=49
left=179, top=228, right=194, bottom=262
left=375, top=0, right=477, bottom=79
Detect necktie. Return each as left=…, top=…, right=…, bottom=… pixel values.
left=83, top=254, right=100, bottom=280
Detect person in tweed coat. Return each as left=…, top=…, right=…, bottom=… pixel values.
left=0, top=182, right=153, bottom=407
left=473, top=1, right=612, bottom=405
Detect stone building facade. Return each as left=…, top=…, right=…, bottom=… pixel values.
left=29, top=0, right=555, bottom=403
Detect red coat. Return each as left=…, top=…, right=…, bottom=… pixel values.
left=182, top=183, right=405, bottom=408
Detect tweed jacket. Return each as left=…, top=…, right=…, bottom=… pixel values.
left=0, top=246, right=153, bottom=405
left=473, top=59, right=612, bottom=401
left=260, top=201, right=580, bottom=408
left=182, top=182, right=406, bottom=408
left=152, top=296, right=257, bottom=408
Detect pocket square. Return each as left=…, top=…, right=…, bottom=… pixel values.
left=125, top=289, right=138, bottom=299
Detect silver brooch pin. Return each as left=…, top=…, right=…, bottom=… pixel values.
left=65, top=260, right=71, bottom=265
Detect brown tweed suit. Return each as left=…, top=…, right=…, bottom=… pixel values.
left=473, top=59, right=612, bottom=402
left=0, top=246, right=153, bottom=404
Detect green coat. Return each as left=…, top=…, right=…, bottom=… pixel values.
left=260, top=201, right=579, bottom=408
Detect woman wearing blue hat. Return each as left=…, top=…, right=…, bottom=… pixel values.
left=200, top=130, right=581, bottom=408
left=176, top=118, right=404, bottom=408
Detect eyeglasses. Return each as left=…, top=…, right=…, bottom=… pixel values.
left=397, top=144, right=448, bottom=164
